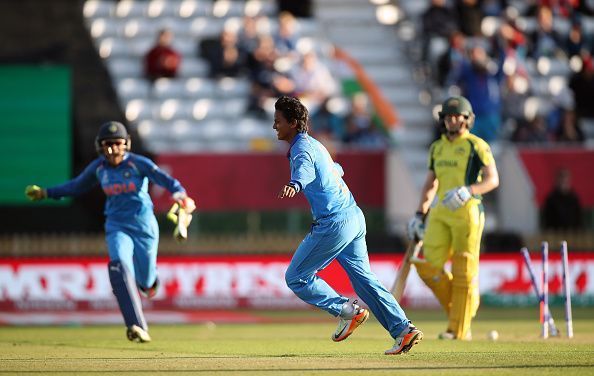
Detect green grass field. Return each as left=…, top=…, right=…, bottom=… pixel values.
left=1, top=308, right=593, bottom=375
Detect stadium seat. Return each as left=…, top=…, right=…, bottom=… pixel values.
left=122, top=18, right=157, bottom=38
left=114, top=0, right=148, bottom=18
left=184, top=78, right=216, bottom=97
left=211, top=0, right=245, bottom=18
left=89, top=18, right=123, bottom=39
left=83, top=0, right=115, bottom=19
left=200, top=119, right=232, bottom=140
left=125, top=99, right=155, bottom=122
left=116, top=78, right=152, bottom=101
left=189, top=17, right=225, bottom=39
left=178, top=57, right=210, bottom=77
left=221, top=98, right=248, bottom=118
left=235, top=117, right=271, bottom=139
left=178, top=0, right=211, bottom=18
left=171, top=36, right=198, bottom=56
left=157, top=99, right=193, bottom=121
left=215, top=77, right=251, bottom=98
left=106, top=57, right=144, bottom=79
left=97, top=37, right=131, bottom=58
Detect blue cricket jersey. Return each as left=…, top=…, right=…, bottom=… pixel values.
left=288, top=133, right=356, bottom=221
left=46, top=152, right=185, bottom=233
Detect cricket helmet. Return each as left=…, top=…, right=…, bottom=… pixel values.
left=94, top=121, right=131, bottom=153
left=439, top=96, right=475, bottom=129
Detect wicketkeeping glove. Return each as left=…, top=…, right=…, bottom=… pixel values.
left=167, top=202, right=193, bottom=243
left=442, top=186, right=472, bottom=211
left=25, top=185, right=46, bottom=201
left=407, top=211, right=426, bottom=241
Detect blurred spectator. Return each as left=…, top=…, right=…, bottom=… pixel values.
left=449, top=42, right=504, bottom=142
left=246, top=35, right=295, bottom=116
left=421, top=0, right=459, bottom=63
left=144, top=29, right=181, bottom=82
left=568, top=53, right=594, bottom=119
left=310, top=99, right=345, bottom=141
left=527, top=6, right=564, bottom=59
left=512, top=115, right=550, bottom=143
left=292, top=50, right=338, bottom=114
left=438, top=31, right=466, bottom=86
left=542, top=168, right=583, bottom=230
left=238, top=16, right=260, bottom=56
left=343, top=93, right=385, bottom=148
left=455, top=0, right=485, bottom=37
left=564, top=17, right=592, bottom=58
left=555, top=108, right=584, bottom=143
left=204, top=28, right=247, bottom=79
left=274, top=11, right=299, bottom=59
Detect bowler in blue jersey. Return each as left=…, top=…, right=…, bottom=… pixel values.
left=25, top=121, right=196, bottom=343
left=273, top=96, right=422, bottom=355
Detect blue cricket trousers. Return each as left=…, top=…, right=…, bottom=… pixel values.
left=105, top=215, right=159, bottom=290
left=285, top=206, right=409, bottom=339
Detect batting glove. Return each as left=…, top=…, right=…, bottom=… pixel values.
left=407, top=212, right=426, bottom=241
left=25, top=185, right=47, bottom=201
left=442, top=186, right=472, bottom=211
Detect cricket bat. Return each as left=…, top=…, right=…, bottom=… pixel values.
left=391, top=240, right=423, bottom=300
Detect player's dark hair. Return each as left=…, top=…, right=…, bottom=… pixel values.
left=274, top=96, right=309, bottom=133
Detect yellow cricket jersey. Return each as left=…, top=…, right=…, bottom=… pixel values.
left=428, top=131, right=495, bottom=202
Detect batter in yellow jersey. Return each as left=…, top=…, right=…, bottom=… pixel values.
left=406, top=96, right=499, bottom=340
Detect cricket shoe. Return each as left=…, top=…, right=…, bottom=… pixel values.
left=126, top=325, right=151, bottom=343
left=139, top=278, right=159, bottom=299
left=332, top=300, right=369, bottom=342
left=385, top=325, right=423, bottom=355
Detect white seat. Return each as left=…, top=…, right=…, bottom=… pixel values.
left=178, top=58, right=209, bottom=77
left=189, top=17, right=225, bottom=38
left=221, top=98, right=247, bottom=118
left=116, top=78, right=152, bottom=101
left=178, top=0, right=211, bottom=18
left=157, top=99, right=193, bottom=121
left=145, top=0, right=179, bottom=18
left=184, top=77, right=216, bottom=97
left=154, top=17, right=192, bottom=37
left=136, top=119, right=173, bottom=140
left=124, top=99, right=156, bottom=122
left=191, top=99, right=220, bottom=120
left=153, top=78, right=186, bottom=98
left=121, top=18, right=157, bottom=38
left=211, top=0, right=245, bottom=18
left=97, top=37, right=131, bottom=58
left=89, top=18, right=124, bottom=39
left=106, top=57, right=144, bottom=79
left=172, top=37, right=197, bottom=56
left=245, top=0, right=277, bottom=17
left=127, top=37, right=155, bottom=57
left=215, top=77, right=250, bottom=98
left=170, top=119, right=204, bottom=139
left=235, top=117, right=270, bottom=139
left=114, top=0, right=148, bottom=18
left=83, top=0, right=115, bottom=19
left=200, top=119, right=231, bottom=140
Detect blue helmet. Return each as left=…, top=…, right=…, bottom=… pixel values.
left=94, top=121, right=131, bottom=153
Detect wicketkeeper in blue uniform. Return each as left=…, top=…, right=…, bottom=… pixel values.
left=273, top=96, right=422, bottom=355
left=25, top=121, right=195, bottom=343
